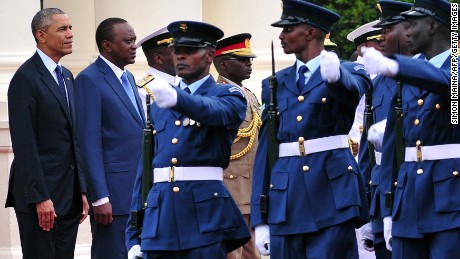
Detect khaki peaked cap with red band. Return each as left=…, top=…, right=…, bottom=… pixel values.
left=215, top=33, right=257, bottom=58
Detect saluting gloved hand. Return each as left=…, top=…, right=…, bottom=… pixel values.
left=383, top=216, right=393, bottom=251
left=362, top=47, right=399, bottom=77
left=255, top=224, right=270, bottom=256
left=151, top=77, right=178, bottom=108
left=359, top=222, right=375, bottom=252
left=320, top=50, right=341, bottom=83
left=368, top=119, right=387, bottom=151
left=128, top=244, right=143, bottom=259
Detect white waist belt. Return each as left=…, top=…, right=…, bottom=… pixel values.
left=153, top=166, right=223, bottom=183
left=375, top=151, right=382, bottom=166
left=279, top=135, right=349, bottom=157
left=405, top=144, right=460, bottom=162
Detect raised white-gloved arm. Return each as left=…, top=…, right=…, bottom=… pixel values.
left=383, top=216, right=393, bottom=251
left=320, top=50, right=341, bottom=83
left=128, top=244, right=143, bottom=259
left=255, top=224, right=270, bottom=256
left=359, top=222, right=375, bottom=252
left=150, top=77, right=178, bottom=108
left=368, top=119, right=387, bottom=151
left=362, top=47, right=399, bottom=77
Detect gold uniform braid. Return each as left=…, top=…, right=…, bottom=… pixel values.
left=230, top=90, right=262, bottom=160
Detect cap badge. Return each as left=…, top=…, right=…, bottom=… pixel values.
left=179, top=23, right=188, bottom=32
left=377, top=3, right=382, bottom=13
left=245, top=38, right=250, bottom=48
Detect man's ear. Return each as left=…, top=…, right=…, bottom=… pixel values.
left=154, top=53, right=163, bottom=65
left=206, top=49, right=215, bottom=63
left=101, top=40, right=111, bottom=53
left=427, top=17, right=438, bottom=36
left=36, top=30, right=46, bottom=44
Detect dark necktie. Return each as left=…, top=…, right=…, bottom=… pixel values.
left=54, top=65, right=68, bottom=105
left=121, top=72, right=141, bottom=117
left=297, top=65, right=309, bottom=91
left=184, top=87, right=191, bottom=94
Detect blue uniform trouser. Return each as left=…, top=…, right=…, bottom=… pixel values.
left=374, top=232, right=391, bottom=259
left=392, top=227, right=460, bottom=259
left=145, top=242, right=226, bottom=259
left=270, top=220, right=358, bottom=258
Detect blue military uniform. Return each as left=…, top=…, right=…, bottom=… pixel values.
left=251, top=1, right=372, bottom=258
left=126, top=21, right=251, bottom=257
left=377, top=0, right=459, bottom=257
left=357, top=1, right=413, bottom=258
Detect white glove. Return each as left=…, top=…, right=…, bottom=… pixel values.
left=151, top=77, right=177, bottom=108
left=128, top=244, right=143, bottom=259
left=368, top=119, right=387, bottom=151
left=359, top=222, right=375, bottom=252
left=320, top=50, right=341, bottom=83
left=255, top=224, right=270, bottom=256
left=383, top=216, right=393, bottom=251
left=362, top=47, right=399, bottom=77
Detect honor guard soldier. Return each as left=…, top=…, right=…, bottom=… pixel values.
left=347, top=20, right=383, bottom=161
left=250, top=0, right=372, bottom=258
left=213, top=33, right=262, bottom=259
left=126, top=21, right=251, bottom=259
left=362, top=0, right=458, bottom=258
left=357, top=1, right=413, bottom=258
left=136, top=26, right=178, bottom=118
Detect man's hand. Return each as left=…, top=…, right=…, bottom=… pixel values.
left=151, top=77, right=178, bottom=108
left=80, top=194, right=89, bottom=224
left=359, top=222, right=375, bottom=252
left=362, top=47, right=399, bottom=77
left=383, top=216, right=393, bottom=251
left=128, top=244, right=143, bottom=259
left=36, top=199, right=57, bottom=231
left=255, top=224, right=270, bottom=256
left=320, top=50, right=341, bottom=83
left=368, top=119, right=387, bottom=151
left=93, top=202, right=113, bottom=225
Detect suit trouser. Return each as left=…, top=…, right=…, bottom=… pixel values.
left=373, top=232, right=391, bottom=259
left=270, top=220, right=358, bottom=259
left=392, top=227, right=460, bottom=259
left=90, top=214, right=128, bottom=259
left=227, top=214, right=261, bottom=259
left=145, top=241, right=226, bottom=259
left=16, top=210, right=80, bottom=259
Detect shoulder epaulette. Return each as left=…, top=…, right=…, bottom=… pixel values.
left=136, top=74, right=155, bottom=88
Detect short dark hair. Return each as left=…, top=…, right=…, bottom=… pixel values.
left=31, top=8, right=66, bottom=43
left=95, top=17, right=127, bottom=53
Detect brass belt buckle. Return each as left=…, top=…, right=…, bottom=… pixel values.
left=298, top=137, right=306, bottom=156
left=169, top=166, right=175, bottom=182
left=416, top=143, right=423, bottom=162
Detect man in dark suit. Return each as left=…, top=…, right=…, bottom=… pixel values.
left=75, top=17, right=144, bottom=259
left=6, top=8, right=89, bottom=259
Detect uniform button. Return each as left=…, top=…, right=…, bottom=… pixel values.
left=171, top=158, right=178, bottom=164
left=172, top=138, right=178, bottom=144
left=417, top=168, right=423, bottom=174
left=153, top=130, right=157, bottom=135
left=277, top=111, right=280, bottom=116
left=417, top=99, right=424, bottom=106
left=173, top=187, right=180, bottom=193
left=175, top=120, right=181, bottom=126
left=298, top=137, right=305, bottom=143
left=183, top=118, right=190, bottom=126
left=394, top=182, right=397, bottom=186
left=298, top=96, right=304, bottom=102
left=371, top=106, right=374, bottom=111
left=369, top=181, right=372, bottom=185
left=303, top=165, right=309, bottom=172
left=230, top=175, right=234, bottom=179
left=196, top=122, right=201, bottom=127
left=190, top=120, right=196, bottom=126
left=435, top=104, right=441, bottom=109
left=416, top=140, right=421, bottom=146
left=414, top=119, right=420, bottom=126
left=214, top=192, right=218, bottom=197
left=348, top=166, right=353, bottom=171
left=453, top=171, right=459, bottom=176
left=144, top=202, right=148, bottom=207
left=297, top=115, right=302, bottom=122
left=322, top=97, right=327, bottom=103
left=269, top=184, right=273, bottom=190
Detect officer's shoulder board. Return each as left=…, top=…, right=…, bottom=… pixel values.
left=136, top=74, right=155, bottom=88
left=228, top=86, right=245, bottom=98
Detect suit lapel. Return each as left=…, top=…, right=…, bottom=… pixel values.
left=127, top=72, right=145, bottom=126
left=96, top=58, right=144, bottom=128
left=32, top=53, right=72, bottom=123
left=301, top=68, right=323, bottom=94
left=280, top=65, right=299, bottom=95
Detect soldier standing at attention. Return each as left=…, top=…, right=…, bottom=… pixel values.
left=251, top=0, right=372, bottom=258
left=213, top=33, right=262, bottom=259
left=136, top=26, right=179, bottom=118
left=363, top=0, right=458, bottom=258
left=126, top=21, right=251, bottom=259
